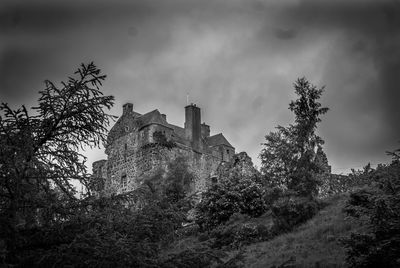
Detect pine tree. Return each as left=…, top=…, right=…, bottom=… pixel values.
left=0, top=62, right=115, bottom=260
left=260, top=77, right=329, bottom=197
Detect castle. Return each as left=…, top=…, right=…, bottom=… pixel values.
left=92, top=103, right=235, bottom=195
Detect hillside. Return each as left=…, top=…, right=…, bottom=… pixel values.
left=160, top=193, right=364, bottom=268
left=242, top=194, right=362, bottom=267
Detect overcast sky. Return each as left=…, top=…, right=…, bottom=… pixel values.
left=1, top=0, right=400, bottom=174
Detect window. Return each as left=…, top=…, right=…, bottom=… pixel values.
left=121, top=174, right=127, bottom=187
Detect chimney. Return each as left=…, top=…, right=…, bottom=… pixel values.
left=185, top=103, right=201, bottom=150
left=122, top=103, right=133, bottom=115
left=201, top=123, right=210, bottom=138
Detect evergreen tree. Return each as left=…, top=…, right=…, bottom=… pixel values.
left=260, top=77, right=329, bottom=197
left=0, top=62, right=115, bottom=261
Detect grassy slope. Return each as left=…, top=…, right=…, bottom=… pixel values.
left=243, top=194, right=360, bottom=268
left=161, top=193, right=364, bottom=267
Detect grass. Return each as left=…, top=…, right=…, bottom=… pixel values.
left=159, top=193, right=365, bottom=267
left=242, top=194, right=362, bottom=268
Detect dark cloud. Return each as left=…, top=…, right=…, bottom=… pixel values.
left=1, top=0, right=399, bottom=173
left=0, top=2, right=155, bottom=34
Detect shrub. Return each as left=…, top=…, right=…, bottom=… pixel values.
left=343, top=160, right=400, bottom=268
left=210, top=221, right=273, bottom=249
left=196, top=175, right=267, bottom=229
left=271, top=195, right=319, bottom=232
left=13, top=196, right=185, bottom=267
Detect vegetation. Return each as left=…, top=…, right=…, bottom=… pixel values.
left=243, top=194, right=358, bottom=267
left=342, top=153, right=400, bottom=268
left=142, top=156, right=195, bottom=209
left=1, top=66, right=398, bottom=267
left=260, top=77, right=329, bottom=197
left=174, top=77, right=331, bottom=266
left=196, top=173, right=267, bottom=229
left=13, top=196, right=183, bottom=267
left=0, top=63, right=186, bottom=267
left=0, top=63, right=115, bottom=264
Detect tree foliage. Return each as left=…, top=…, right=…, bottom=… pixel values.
left=0, top=62, right=115, bottom=263
left=6, top=193, right=184, bottom=267
left=142, top=156, right=195, bottom=206
left=164, top=157, right=195, bottom=204
left=260, top=77, right=329, bottom=197
left=197, top=175, right=267, bottom=229
left=0, top=63, right=194, bottom=267
left=196, top=154, right=267, bottom=229
left=343, top=152, right=400, bottom=268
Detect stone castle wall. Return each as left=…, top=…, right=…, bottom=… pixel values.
left=96, top=130, right=222, bottom=196
left=93, top=103, right=235, bottom=196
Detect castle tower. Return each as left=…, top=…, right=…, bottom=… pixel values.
left=185, top=104, right=201, bottom=150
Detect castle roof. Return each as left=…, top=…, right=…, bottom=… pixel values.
left=206, top=133, right=234, bottom=148
left=137, top=109, right=171, bottom=130
left=106, top=110, right=140, bottom=147
left=106, top=109, right=172, bottom=146
left=107, top=104, right=235, bottom=153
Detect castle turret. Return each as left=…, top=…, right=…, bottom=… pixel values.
left=123, top=103, right=133, bottom=115
left=201, top=123, right=210, bottom=138
left=185, top=103, right=201, bottom=150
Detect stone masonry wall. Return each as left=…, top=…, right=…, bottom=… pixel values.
left=102, top=130, right=222, bottom=195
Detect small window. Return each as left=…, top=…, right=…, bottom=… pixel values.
left=121, top=174, right=127, bottom=187
left=226, top=149, right=229, bottom=154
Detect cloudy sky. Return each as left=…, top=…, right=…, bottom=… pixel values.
left=1, top=0, right=400, bottom=174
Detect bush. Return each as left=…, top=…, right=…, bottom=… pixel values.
left=210, top=221, right=273, bottom=249
left=271, top=195, right=319, bottom=232
left=343, top=160, right=400, bottom=268
left=11, top=196, right=185, bottom=267
left=196, top=175, right=267, bottom=229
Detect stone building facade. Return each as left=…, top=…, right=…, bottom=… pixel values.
left=92, top=103, right=235, bottom=195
